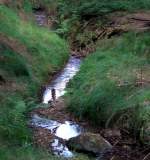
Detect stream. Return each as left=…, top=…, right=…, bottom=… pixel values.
left=43, top=56, right=81, bottom=104
left=31, top=56, right=82, bottom=158
left=32, top=11, right=84, bottom=158
left=31, top=9, right=149, bottom=160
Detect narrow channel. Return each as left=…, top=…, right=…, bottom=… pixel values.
left=31, top=11, right=83, bottom=158
left=31, top=56, right=82, bottom=158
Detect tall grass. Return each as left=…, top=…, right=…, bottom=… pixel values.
left=56, top=0, right=150, bottom=37
left=66, top=32, right=150, bottom=144
left=0, top=5, right=69, bottom=82
left=0, top=4, right=69, bottom=159
left=58, top=0, right=150, bottom=17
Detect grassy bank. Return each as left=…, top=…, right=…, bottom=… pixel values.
left=56, top=0, right=150, bottom=35
left=66, top=32, right=150, bottom=144
left=58, top=0, right=150, bottom=17
left=0, top=4, right=68, bottom=160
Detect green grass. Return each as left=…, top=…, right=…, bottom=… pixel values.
left=66, top=32, right=150, bottom=144
left=0, top=145, right=64, bottom=160
left=0, top=4, right=69, bottom=159
left=0, top=144, right=92, bottom=160
left=56, top=0, right=150, bottom=37
left=58, top=0, right=150, bottom=17
left=0, top=5, right=68, bottom=82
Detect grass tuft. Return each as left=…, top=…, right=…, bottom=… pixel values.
left=66, top=32, right=150, bottom=144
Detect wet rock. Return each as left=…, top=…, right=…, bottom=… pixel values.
left=67, top=132, right=112, bottom=154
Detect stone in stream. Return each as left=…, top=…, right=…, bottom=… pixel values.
left=67, top=132, right=112, bottom=155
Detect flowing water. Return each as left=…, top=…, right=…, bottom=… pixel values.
left=31, top=114, right=82, bottom=157
left=33, top=11, right=83, bottom=157
left=34, top=11, right=47, bottom=26
left=43, top=56, right=81, bottom=104
left=31, top=56, right=82, bottom=157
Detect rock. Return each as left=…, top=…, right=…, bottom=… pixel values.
left=67, top=132, right=112, bottom=154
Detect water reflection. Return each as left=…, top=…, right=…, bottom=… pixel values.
left=43, top=56, right=81, bottom=103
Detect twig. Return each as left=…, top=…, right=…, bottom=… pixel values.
left=143, top=152, right=150, bottom=160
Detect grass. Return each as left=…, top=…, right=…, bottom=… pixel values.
left=0, top=1, right=150, bottom=159
left=0, top=4, right=69, bottom=159
left=0, top=145, right=64, bottom=160
left=66, top=32, right=150, bottom=144
left=0, top=5, right=69, bottom=82
left=0, top=144, right=92, bottom=160
left=58, top=0, right=150, bottom=17
left=56, top=0, right=150, bottom=37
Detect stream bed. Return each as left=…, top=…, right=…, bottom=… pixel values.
left=31, top=56, right=82, bottom=158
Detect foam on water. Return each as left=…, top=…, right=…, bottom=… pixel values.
left=56, top=121, right=81, bottom=140
left=31, top=114, right=82, bottom=158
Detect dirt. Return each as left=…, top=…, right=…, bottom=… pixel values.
left=0, top=0, right=11, bottom=5
left=31, top=98, right=87, bottom=125
left=32, top=127, right=54, bottom=149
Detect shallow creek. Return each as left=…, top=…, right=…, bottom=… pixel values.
left=32, top=11, right=83, bottom=158
left=31, top=56, right=82, bottom=158
left=43, top=56, right=81, bottom=104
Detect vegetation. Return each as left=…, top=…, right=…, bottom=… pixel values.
left=58, top=0, right=150, bottom=17
left=0, top=4, right=68, bottom=160
left=56, top=0, right=150, bottom=36
left=1, top=0, right=150, bottom=159
left=66, top=32, right=150, bottom=144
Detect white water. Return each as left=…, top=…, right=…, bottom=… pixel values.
left=56, top=121, right=81, bottom=140
left=43, top=56, right=81, bottom=103
left=31, top=114, right=82, bottom=158
left=31, top=115, right=81, bottom=140
left=51, top=139, right=73, bottom=158
left=34, top=11, right=47, bottom=26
